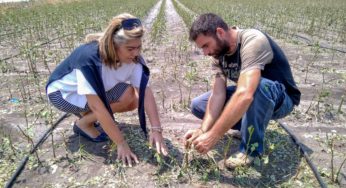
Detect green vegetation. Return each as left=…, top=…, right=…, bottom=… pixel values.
left=178, top=0, right=346, bottom=46
left=0, top=0, right=156, bottom=187
left=151, top=0, right=166, bottom=43
left=1, top=0, right=345, bottom=187
left=172, top=0, right=195, bottom=30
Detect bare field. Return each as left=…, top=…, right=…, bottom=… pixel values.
left=1, top=0, right=345, bottom=187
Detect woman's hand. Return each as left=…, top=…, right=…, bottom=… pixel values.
left=117, top=141, right=139, bottom=167
left=86, top=94, right=138, bottom=166
left=149, top=131, right=168, bottom=156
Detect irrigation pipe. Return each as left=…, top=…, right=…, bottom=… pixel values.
left=278, top=121, right=327, bottom=188
left=0, top=33, right=77, bottom=62
left=291, top=34, right=346, bottom=53
left=5, top=112, right=70, bottom=188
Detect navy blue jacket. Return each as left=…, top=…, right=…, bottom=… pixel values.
left=46, top=41, right=150, bottom=136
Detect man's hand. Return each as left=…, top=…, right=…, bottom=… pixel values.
left=192, top=131, right=220, bottom=154
left=184, top=129, right=204, bottom=149
left=149, top=131, right=168, bottom=156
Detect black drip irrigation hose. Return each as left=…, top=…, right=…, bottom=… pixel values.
left=291, top=34, right=346, bottom=54
left=5, top=112, right=70, bottom=188
left=1, top=26, right=99, bottom=62
left=278, top=121, right=327, bottom=188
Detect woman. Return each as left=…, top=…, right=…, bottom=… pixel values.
left=46, top=13, right=168, bottom=167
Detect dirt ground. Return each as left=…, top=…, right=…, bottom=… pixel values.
left=1, top=0, right=345, bottom=187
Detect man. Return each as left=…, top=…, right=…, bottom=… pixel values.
left=184, top=13, right=301, bottom=169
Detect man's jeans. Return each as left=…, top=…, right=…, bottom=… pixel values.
left=190, top=78, right=294, bottom=157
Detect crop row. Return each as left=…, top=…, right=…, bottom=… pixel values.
left=177, top=0, right=346, bottom=46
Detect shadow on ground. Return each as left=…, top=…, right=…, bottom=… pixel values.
left=66, top=122, right=183, bottom=170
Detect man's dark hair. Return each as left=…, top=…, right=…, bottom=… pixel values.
left=189, top=13, right=229, bottom=41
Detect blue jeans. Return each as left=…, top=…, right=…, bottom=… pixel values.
left=191, top=78, right=294, bottom=157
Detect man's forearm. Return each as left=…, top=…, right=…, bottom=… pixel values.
left=201, top=93, right=225, bottom=132
left=210, top=91, right=253, bottom=137
left=200, top=73, right=226, bottom=132
left=209, top=69, right=261, bottom=137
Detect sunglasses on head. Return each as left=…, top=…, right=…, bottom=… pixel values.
left=121, top=18, right=142, bottom=30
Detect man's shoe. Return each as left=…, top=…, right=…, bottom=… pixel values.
left=229, top=130, right=241, bottom=139
left=225, top=151, right=255, bottom=170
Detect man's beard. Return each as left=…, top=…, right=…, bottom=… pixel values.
left=212, top=36, right=230, bottom=59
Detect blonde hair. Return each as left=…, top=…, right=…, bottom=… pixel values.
left=85, top=13, right=144, bottom=68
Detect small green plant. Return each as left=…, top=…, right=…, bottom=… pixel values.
left=317, top=89, right=331, bottom=116
left=183, top=144, right=191, bottom=169
left=185, top=61, right=198, bottom=105
left=0, top=136, right=24, bottom=187
left=223, top=135, right=233, bottom=164
left=113, top=160, right=128, bottom=187
left=76, top=144, right=94, bottom=162
left=59, top=130, right=70, bottom=159
left=202, top=77, right=210, bottom=92
left=304, top=42, right=321, bottom=84
left=245, top=125, right=259, bottom=161
left=337, top=95, right=344, bottom=114
left=326, top=131, right=346, bottom=184
left=151, top=0, right=166, bottom=43
left=154, top=152, right=164, bottom=166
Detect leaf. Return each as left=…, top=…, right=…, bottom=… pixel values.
left=177, top=170, right=184, bottom=178
left=269, top=143, right=275, bottom=151
left=263, top=156, right=269, bottom=164
left=251, top=142, right=259, bottom=152
left=270, top=175, right=276, bottom=181
left=154, top=153, right=162, bottom=164
left=247, top=126, right=254, bottom=134
left=254, top=157, right=261, bottom=166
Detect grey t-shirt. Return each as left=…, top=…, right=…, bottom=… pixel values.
left=212, top=29, right=273, bottom=82
left=211, top=28, right=301, bottom=106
